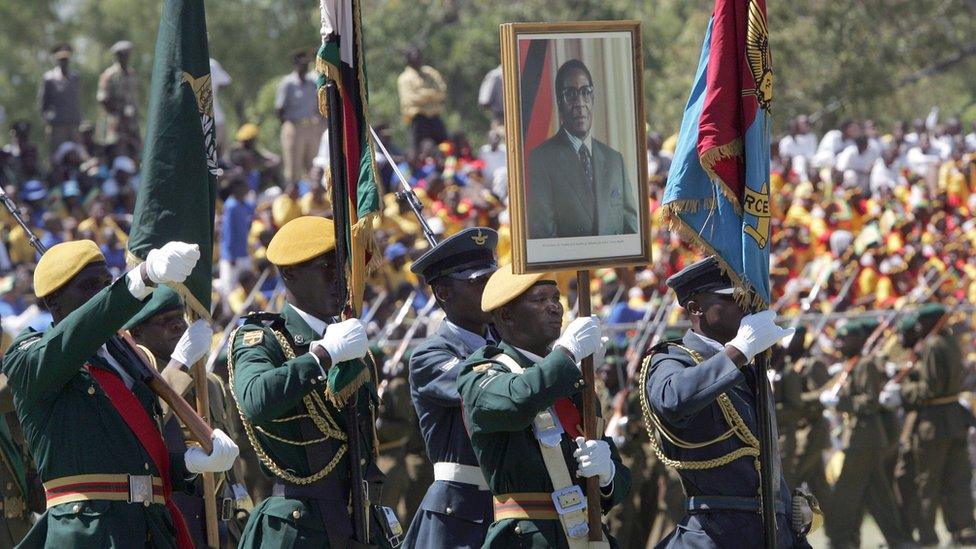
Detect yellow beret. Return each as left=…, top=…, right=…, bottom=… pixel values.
left=236, top=123, right=259, bottom=142
left=34, top=240, right=105, bottom=298
left=267, top=216, right=336, bottom=266
left=481, top=264, right=551, bottom=312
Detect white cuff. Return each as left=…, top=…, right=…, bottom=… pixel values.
left=125, top=268, right=154, bottom=300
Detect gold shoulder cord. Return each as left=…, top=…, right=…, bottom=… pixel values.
left=638, top=344, right=760, bottom=471
left=227, top=327, right=349, bottom=485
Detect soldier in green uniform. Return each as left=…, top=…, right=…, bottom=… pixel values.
left=2, top=239, right=238, bottom=548
left=818, top=319, right=914, bottom=549
left=457, top=266, right=630, bottom=548
left=229, top=216, right=402, bottom=548
left=892, top=304, right=976, bottom=546
left=126, top=286, right=253, bottom=547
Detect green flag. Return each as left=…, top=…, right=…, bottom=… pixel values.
left=127, top=0, right=217, bottom=320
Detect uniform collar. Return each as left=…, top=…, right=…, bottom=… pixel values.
left=441, top=320, right=491, bottom=353
left=499, top=341, right=548, bottom=367
left=283, top=303, right=332, bottom=346
left=682, top=329, right=726, bottom=358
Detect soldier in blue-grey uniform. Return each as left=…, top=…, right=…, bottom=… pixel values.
left=402, top=227, right=498, bottom=548
left=639, top=256, right=818, bottom=548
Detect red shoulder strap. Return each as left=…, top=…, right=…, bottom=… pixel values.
left=87, top=365, right=193, bottom=549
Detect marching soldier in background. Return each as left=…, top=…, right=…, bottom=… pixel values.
left=1, top=240, right=238, bottom=547
left=403, top=227, right=498, bottom=548
left=457, top=265, right=630, bottom=547
left=894, top=304, right=976, bottom=545
left=229, top=216, right=401, bottom=548
left=126, top=286, right=253, bottom=547
left=818, top=319, right=914, bottom=549
left=785, top=327, right=831, bottom=505
left=639, top=257, right=813, bottom=548
left=0, top=371, right=38, bottom=547
left=375, top=347, right=429, bottom=527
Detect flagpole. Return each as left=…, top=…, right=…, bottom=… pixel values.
left=324, top=76, right=369, bottom=544
left=576, top=270, right=604, bottom=541
left=755, top=348, right=777, bottom=548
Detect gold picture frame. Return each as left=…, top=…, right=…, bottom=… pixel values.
left=501, top=20, right=651, bottom=274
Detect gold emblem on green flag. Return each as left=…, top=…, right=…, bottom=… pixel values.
left=182, top=71, right=221, bottom=176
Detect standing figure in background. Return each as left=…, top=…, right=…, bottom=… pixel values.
left=275, top=50, right=325, bottom=185
left=40, top=43, right=82, bottom=153
left=397, top=47, right=448, bottom=153
left=97, top=40, right=141, bottom=158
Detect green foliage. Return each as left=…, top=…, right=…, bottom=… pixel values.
left=0, top=0, right=972, bottom=158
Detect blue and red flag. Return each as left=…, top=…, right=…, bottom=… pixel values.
left=663, top=0, right=774, bottom=308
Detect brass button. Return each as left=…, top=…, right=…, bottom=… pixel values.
left=87, top=386, right=96, bottom=395
left=143, top=501, right=151, bottom=507
left=445, top=506, right=453, bottom=515
left=72, top=504, right=82, bottom=513
left=514, top=526, right=522, bottom=534
left=360, top=458, right=366, bottom=466
left=292, top=509, right=302, bottom=519
left=145, top=463, right=150, bottom=471
left=5, top=483, right=11, bottom=490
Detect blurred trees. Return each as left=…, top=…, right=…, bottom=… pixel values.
left=0, top=0, right=973, bottom=158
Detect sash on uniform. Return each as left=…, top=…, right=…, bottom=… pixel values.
left=86, top=365, right=193, bottom=549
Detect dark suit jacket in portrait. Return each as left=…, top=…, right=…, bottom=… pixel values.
left=526, top=129, right=639, bottom=239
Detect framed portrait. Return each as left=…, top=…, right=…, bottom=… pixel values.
left=501, top=21, right=651, bottom=274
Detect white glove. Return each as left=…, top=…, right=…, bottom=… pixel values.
left=819, top=390, right=840, bottom=409
left=727, top=310, right=795, bottom=363
left=171, top=319, right=212, bottom=367
left=554, top=316, right=604, bottom=363
left=879, top=382, right=902, bottom=410
left=574, top=437, right=615, bottom=487
left=144, top=242, right=201, bottom=284
left=185, top=429, right=239, bottom=474
left=311, top=318, right=368, bottom=364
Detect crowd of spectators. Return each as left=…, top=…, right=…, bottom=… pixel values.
left=1, top=43, right=975, bottom=372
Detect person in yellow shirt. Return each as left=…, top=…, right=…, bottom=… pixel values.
left=226, top=269, right=268, bottom=315
left=76, top=201, right=127, bottom=245
left=299, top=166, right=331, bottom=217
left=397, top=47, right=447, bottom=152
left=271, top=183, right=302, bottom=228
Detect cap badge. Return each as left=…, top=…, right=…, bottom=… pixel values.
left=472, top=229, right=487, bottom=246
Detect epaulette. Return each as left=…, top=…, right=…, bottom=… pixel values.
left=241, top=311, right=288, bottom=332
left=648, top=338, right=684, bottom=357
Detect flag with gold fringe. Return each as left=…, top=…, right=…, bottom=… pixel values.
left=663, top=0, right=773, bottom=307
left=317, top=0, right=382, bottom=316
left=127, top=0, right=218, bottom=321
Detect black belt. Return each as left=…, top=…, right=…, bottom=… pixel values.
left=271, top=479, right=350, bottom=502
left=687, top=495, right=786, bottom=514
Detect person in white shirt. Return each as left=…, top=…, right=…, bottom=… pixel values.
left=870, top=147, right=904, bottom=197
left=478, top=128, right=506, bottom=187
left=778, top=115, right=818, bottom=182
left=964, top=120, right=976, bottom=153
left=905, top=134, right=942, bottom=188
left=812, top=119, right=860, bottom=170
left=835, top=135, right=878, bottom=192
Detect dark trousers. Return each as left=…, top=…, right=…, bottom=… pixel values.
left=913, top=437, right=976, bottom=545
left=825, top=447, right=912, bottom=548
left=410, top=114, right=447, bottom=152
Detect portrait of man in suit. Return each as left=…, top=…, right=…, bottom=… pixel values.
left=526, top=59, right=640, bottom=239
